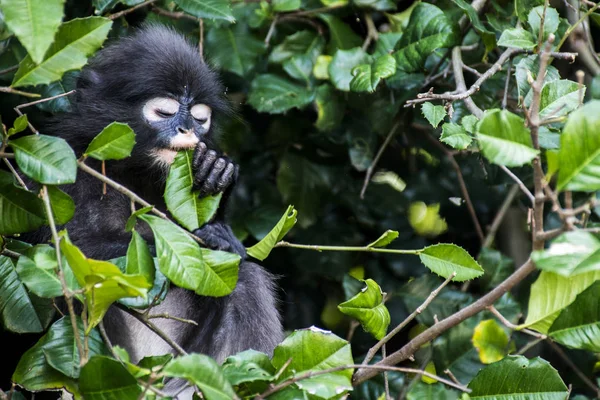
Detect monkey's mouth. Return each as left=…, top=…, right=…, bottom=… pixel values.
left=152, top=134, right=199, bottom=166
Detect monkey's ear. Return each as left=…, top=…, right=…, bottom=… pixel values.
left=77, top=69, right=102, bottom=89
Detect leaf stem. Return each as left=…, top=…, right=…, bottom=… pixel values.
left=274, top=241, right=419, bottom=255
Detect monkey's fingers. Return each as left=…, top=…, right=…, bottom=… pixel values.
left=200, top=158, right=227, bottom=196
left=215, top=163, right=235, bottom=192
left=192, top=142, right=208, bottom=169
left=194, top=149, right=217, bottom=186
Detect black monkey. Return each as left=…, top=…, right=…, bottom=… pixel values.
left=29, top=25, right=282, bottom=395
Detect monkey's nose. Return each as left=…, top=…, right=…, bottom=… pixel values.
left=177, top=126, right=192, bottom=135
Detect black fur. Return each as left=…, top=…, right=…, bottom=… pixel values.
left=31, top=25, right=282, bottom=396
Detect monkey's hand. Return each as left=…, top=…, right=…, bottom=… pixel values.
left=192, top=142, right=238, bottom=197
left=193, top=222, right=246, bottom=259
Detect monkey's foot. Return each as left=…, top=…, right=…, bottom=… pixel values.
left=193, top=222, right=246, bottom=258
left=192, top=142, right=237, bottom=197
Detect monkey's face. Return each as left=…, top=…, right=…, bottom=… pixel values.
left=142, top=95, right=212, bottom=166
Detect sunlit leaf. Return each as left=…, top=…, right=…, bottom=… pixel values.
left=472, top=319, right=509, bottom=364
left=421, top=102, right=447, bottom=128
left=12, top=17, right=112, bottom=87
left=0, top=0, right=65, bottom=64
left=84, top=122, right=135, bottom=161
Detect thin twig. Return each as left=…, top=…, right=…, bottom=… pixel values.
left=406, top=48, right=517, bottom=108
left=1, top=249, right=21, bottom=258
left=360, top=120, right=401, bottom=199
left=362, top=13, right=379, bottom=51
left=98, top=322, right=120, bottom=359
left=265, top=15, right=279, bottom=46
left=451, top=47, right=484, bottom=117
left=353, top=259, right=537, bottom=385
left=148, top=313, right=199, bottom=325
left=548, top=341, right=600, bottom=397
left=255, top=364, right=470, bottom=399
left=15, top=90, right=76, bottom=110
left=423, top=133, right=484, bottom=243
left=502, top=59, right=513, bottom=109
left=152, top=6, right=198, bottom=21
left=198, top=19, right=204, bottom=61
left=499, top=165, right=535, bottom=205
left=363, top=273, right=456, bottom=365
left=40, top=186, right=86, bottom=365
left=0, top=87, right=41, bottom=98
left=487, top=306, right=546, bottom=339
left=0, top=65, right=18, bottom=75
left=116, top=304, right=187, bottom=356
left=482, top=185, right=520, bottom=248
left=107, top=0, right=158, bottom=20
left=274, top=241, right=418, bottom=255
left=0, top=152, right=14, bottom=158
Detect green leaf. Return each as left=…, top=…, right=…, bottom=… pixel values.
left=472, top=319, right=509, bottom=364
left=350, top=54, right=396, bottom=92
left=222, top=350, right=274, bottom=386
left=12, top=17, right=112, bottom=87
left=532, top=231, right=600, bottom=277
left=80, top=356, right=141, bottom=400
left=9, top=134, right=77, bottom=184
left=318, top=14, right=362, bottom=52
left=371, top=170, right=406, bottom=192
left=47, top=186, right=75, bottom=225
left=247, top=74, right=315, bottom=114
left=84, top=122, right=136, bottom=160
left=408, top=201, right=448, bottom=237
left=440, top=122, right=472, bottom=150
left=497, top=28, right=536, bottom=50
left=367, top=230, right=399, bottom=248
left=283, top=54, right=313, bottom=83
left=329, top=47, right=370, bottom=91
left=7, top=114, right=28, bottom=136
left=126, top=230, right=155, bottom=284
left=338, top=279, right=390, bottom=340
left=468, top=356, right=568, bottom=399
left=247, top=205, right=297, bottom=261
left=272, top=0, right=300, bottom=12
left=92, top=0, right=120, bottom=13
left=12, top=326, right=79, bottom=396
left=419, top=243, right=484, bottom=282
left=549, top=282, right=600, bottom=352
left=164, top=150, right=222, bottom=231
left=528, top=6, right=560, bottom=42
left=522, top=269, right=600, bottom=333
left=476, top=109, right=539, bottom=167
left=393, top=3, right=459, bottom=72
left=451, top=0, right=496, bottom=52
left=0, top=170, right=46, bottom=235
left=0, top=255, right=46, bottom=333
left=539, top=79, right=583, bottom=119
left=42, top=317, right=108, bottom=378
left=276, top=153, right=328, bottom=228
left=140, top=215, right=240, bottom=296
left=314, top=84, right=345, bottom=132
left=421, top=102, right=447, bottom=128
left=16, top=245, right=72, bottom=298
left=272, top=328, right=353, bottom=398
left=124, top=205, right=153, bottom=232
left=408, top=382, right=459, bottom=400
left=205, top=24, right=266, bottom=77
left=353, top=0, right=396, bottom=11
left=163, top=354, right=236, bottom=400
left=0, top=0, right=65, bottom=64
left=478, top=248, right=513, bottom=291
left=515, top=55, right=560, bottom=101
left=313, top=55, right=332, bottom=79
left=269, top=30, right=324, bottom=64
left=60, top=233, right=150, bottom=331
left=173, top=0, right=234, bottom=22
left=557, top=101, right=600, bottom=191
left=516, top=0, right=543, bottom=21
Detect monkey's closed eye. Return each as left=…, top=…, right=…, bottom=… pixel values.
left=143, top=97, right=180, bottom=122
left=191, top=104, right=211, bottom=126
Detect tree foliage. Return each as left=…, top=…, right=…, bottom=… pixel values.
left=1, top=0, right=600, bottom=398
